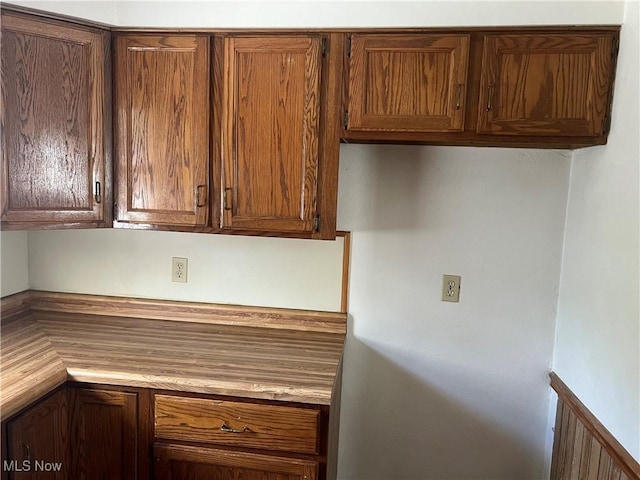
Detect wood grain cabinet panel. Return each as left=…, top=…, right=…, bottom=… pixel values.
left=477, top=33, right=615, bottom=136
left=154, top=443, right=318, bottom=480
left=220, top=35, right=323, bottom=233
left=115, top=35, right=209, bottom=227
left=68, top=388, right=139, bottom=480
left=155, top=395, right=319, bottom=454
left=347, top=34, right=470, bottom=132
left=1, top=13, right=109, bottom=228
left=5, top=390, right=68, bottom=480
left=2, top=386, right=147, bottom=480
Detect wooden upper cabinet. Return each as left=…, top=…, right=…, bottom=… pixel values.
left=477, top=33, right=615, bottom=136
left=115, top=34, right=209, bottom=227
left=347, top=34, right=470, bottom=132
left=220, top=35, right=323, bottom=233
left=1, top=13, right=109, bottom=228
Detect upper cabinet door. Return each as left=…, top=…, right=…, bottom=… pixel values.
left=220, top=36, right=322, bottom=233
left=1, top=13, right=108, bottom=227
left=115, top=35, right=209, bottom=227
left=477, top=33, right=615, bottom=136
left=347, top=34, right=470, bottom=132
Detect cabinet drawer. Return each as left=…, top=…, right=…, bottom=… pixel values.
left=154, top=443, right=318, bottom=480
left=154, top=395, right=319, bottom=454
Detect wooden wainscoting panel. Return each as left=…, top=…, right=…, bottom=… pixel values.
left=550, top=372, right=640, bottom=480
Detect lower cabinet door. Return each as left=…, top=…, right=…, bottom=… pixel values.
left=5, top=390, right=68, bottom=480
left=69, top=388, right=139, bottom=480
left=154, top=443, right=317, bottom=480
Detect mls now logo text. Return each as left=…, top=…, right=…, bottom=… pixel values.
left=3, top=460, right=63, bottom=472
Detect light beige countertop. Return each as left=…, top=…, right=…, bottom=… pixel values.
left=0, top=316, right=68, bottom=421
left=0, top=291, right=346, bottom=421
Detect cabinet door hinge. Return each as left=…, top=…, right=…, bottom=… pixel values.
left=347, top=36, right=352, bottom=57
left=313, top=214, right=320, bottom=232
left=322, top=37, right=327, bottom=58
left=611, top=37, right=619, bottom=58
left=343, top=111, right=349, bottom=129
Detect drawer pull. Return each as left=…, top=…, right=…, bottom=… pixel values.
left=19, top=442, right=30, bottom=461
left=95, top=181, right=102, bottom=204
left=455, top=84, right=463, bottom=110
left=224, top=187, right=232, bottom=211
left=220, top=422, right=251, bottom=434
left=196, top=184, right=207, bottom=207
left=486, top=85, right=494, bottom=112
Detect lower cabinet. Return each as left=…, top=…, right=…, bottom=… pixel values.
left=2, top=387, right=335, bottom=480
left=154, top=395, right=320, bottom=454
left=2, top=386, right=144, bottom=480
left=153, top=394, right=324, bottom=480
left=68, top=388, right=140, bottom=480
left=154, top=444, right=317, bottom=480
left=5, top=390, right=68, bottom=480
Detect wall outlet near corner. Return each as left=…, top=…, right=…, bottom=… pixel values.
left=172, top=257, right=188, bottom=283
left=442, top=274, right=461, bottom=302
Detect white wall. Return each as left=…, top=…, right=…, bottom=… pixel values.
left=4, top=1, right=117, bottom=24
left=336, top=146, right=571, bottom=479
left=12, top=0, right=622, bottom=29
left=28, top=229, right=345, bottom=311
left=0, top=231, right=30, bottom=297
left=114, top=1, right=624, bottom=28
left=553, top=0, right=640, bottom=461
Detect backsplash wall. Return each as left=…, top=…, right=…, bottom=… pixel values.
left=0, top=231, right=29, bottom=297
left=27, top=229, right=345, bottom=311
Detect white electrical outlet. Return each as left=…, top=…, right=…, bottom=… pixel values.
left=172, top=257, right=188, bottom=283
left=442, top=274, right=461, bottom=302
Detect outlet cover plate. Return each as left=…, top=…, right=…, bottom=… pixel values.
left=172, top=257, right=188, bottom=283
left=442, top=274, right=461, bottom=302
